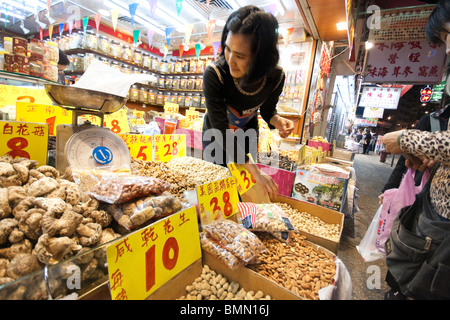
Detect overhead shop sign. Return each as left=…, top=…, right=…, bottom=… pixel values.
left=355, top=118, right=378, bottom=127
left=364, top=41, right=446, bottom=84
left=363, top=107, right=385, bottom=119
left=359, top=86, right=401, bottom=109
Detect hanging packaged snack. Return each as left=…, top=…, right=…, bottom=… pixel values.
left=237, top=202, right=296, bottom=232
left=202, top=219, right=266, bottom=263
left=199, top=232, right=245, bottom=270
left=89, top=173, right=171, bottom=204
left=105, top=192, right=183, bottom=230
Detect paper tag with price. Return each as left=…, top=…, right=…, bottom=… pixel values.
left=107, top=206, right=201, bottom=300
left=119, top=133, right=153, bottom=162
left=0, top=120, right=49, bottom=165
left=227, top=162, right=256, bottom=195
left=164, top=102, right=179, bottom=115
left=197, top=176, right=240, bottom=224
left=154, top=134, right=186, bottom=162
left=185, top=109, right=199, bottom=125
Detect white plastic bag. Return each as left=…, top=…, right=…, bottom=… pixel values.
left=356, top=205, right=384, bottom=262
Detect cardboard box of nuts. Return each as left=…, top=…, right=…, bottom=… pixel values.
left=274, top=195, right=344, bottom=253
left=147, top=251, right=301, bottom=300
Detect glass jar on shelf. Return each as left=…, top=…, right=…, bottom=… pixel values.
left=84, top=53, right=96, bottom=69
left=172, top=76, right=180, bottom=90
left=179, top=76, right=187, bottom=90
left=189, top=58, right=197, bottom=73
left=163, top=92, right=171, bottom=105
left=30, top=39, right=44, bottom=60
left=156, top=91, right=164, bottom=105
left=181, top=58, right=189, bottom=72
left=132, top=67, right=141, bottom=75
left=3, top=37, right=12, bottom=53
left=159, top=59, right=168, bottom=73
left=129, top=85, right=139, bottom=101
left=122, top=45, right=132, bottom=62
left=121, top=64, right=131, bottom=74
left=110, top=40, right=122, bottom=58
left=177, top=93, right=185, bottom=107
left=28, top=59, right=43, bottom=78
left=139, top=86, right=148, bottom=102
left=148, top=90, right=156, bottom=104
left=133, top=49, right=143, bottom=66
left=98, top=35, right=110, bottom=54
left=167, top=59, right=174, bottom=73
left=77, top=31, right=85, bottom=49
left=143, top=53, right=151, bottom=69
left=44, top=61, right=58, bottom=82
left=170, top=93, right=178, bottom=104
left=157, top=75, right=165, bottom=89
left=73, top=54, right=85, bottom=72
left=149, top=72, right=157, bottom=87
left=68, top=33, right=79, bottom=49
left=174, top=59, right=182, bottom=73
left=201, top=95, right=206, bottom=108
left=151, top=56, right=159, bottom=71
left=165, top=76, right=173, bottom=89
left=185, top=93, right=193, bottom=107
left=195, top=76, right=203, bottom=90
left=197, top=58, right=205, bottom=73
left=44, top=41, right=59, bottom=64
left=187, top=76, right=195, bottom=90
left=111, top=61, right=122, bottom=72
left=84, top=30, right=98, bottom=50
left=192, top=93, right=201, bottom=108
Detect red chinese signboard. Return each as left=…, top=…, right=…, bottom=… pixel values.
left=364, top=41, right=446, bottom=84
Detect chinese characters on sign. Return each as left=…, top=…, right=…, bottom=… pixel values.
left=107, top=207, right=201, bottom=300
left=197, top=176, right=240, bottom=224
left=154, top=134, right=186, bottom=162
left=364, top=41, right=446, bottom=83
left=355, top=118, right=378, bottom=127
left=359, top=86, right=401, bottom=109
left=119, top=133, right=153, bottom=162
left=0, top=120, right=49, bottom=165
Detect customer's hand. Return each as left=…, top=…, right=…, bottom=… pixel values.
left=404, top=155, right=436, bottom=171
left=271, top=115, right=294, bottom=138
left=253, top=172, right=279, bottom=200
left=382, top=130, right=405, bottom=154
left=378, top=194, right=384, bottom=205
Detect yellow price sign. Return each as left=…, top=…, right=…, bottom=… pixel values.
left=197, top=176, right=240, bottom=224
left=104, top=108, right=130, bottom=134
left=107, top=207, right=201, bottom=300
left=154, top=134, right=186, bottom=162
left=119, top=134, right=153, bottom=162
left=133, top=110, right=145, bottom=119
left=164, top=102, right=179, bottom=115
left=185, top=109, right=199, bottom=125
left=16, top=102, right=72, bottom=136
left=0, top=120, right=48, bottom=166
left=227, top=162, right=256, bottom=195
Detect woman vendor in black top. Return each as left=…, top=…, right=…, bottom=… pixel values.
left=202, top=5, right=294, bottom=199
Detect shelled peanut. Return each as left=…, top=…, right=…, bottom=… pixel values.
left=275, top=202, right=341, bottom=241
left=248, top=233, right=335, bottom=300
left=178, top=265, right=272, bottom=300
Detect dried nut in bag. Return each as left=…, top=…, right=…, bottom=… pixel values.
left=237, top=202, right=296, bottom=232
left=199, top=232, right=244, bottom=270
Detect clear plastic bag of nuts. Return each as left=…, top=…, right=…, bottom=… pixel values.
left=237, top=202, right=296, bottom=232
left=199, top=232, right=245, bottom=270
left=106, top=192, right=183, bottom=230
left=89, top=173, right=171, bottom=204
left=202, top=219, right=266, bottom=263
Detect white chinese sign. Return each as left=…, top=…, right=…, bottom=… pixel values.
left=364, top=41, right=446, bottom=84
left=359, top=86, right=401, bottom=109
left=355, top=118, right=378, bottom=127
left=363, top=107, right=385, bottom=119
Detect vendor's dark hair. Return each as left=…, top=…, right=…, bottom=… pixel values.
left=58, top=48, right=70, bottom=66
left=425, top=0, right=450, bottom=43
left=220, top=5, right=279, bottom=85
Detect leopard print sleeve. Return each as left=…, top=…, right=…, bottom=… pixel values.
left=399, top=129, right=450, bottom=165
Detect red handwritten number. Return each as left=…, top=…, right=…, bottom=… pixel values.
left=46, top=116, right=56, bottom=136
left=145, top=245, right=156, bottom=292
left=223, top=191, right=233, bottom=217
left=111, top=120, right=121, bottom=133
left=145, top=237, right=179, bottom=292
left=210, top=197, right=220, bottom=213
left=240, top=170, right=256, bottom=189
left=136, top=146, right=147, bottom=161
left=6, top=137, right=30, bottom=159
left=163, top=142, right=178, bottom=157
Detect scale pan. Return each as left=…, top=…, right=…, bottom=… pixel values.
left=44, top=84, right=127, bottom=114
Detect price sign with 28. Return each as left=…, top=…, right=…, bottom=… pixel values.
left=154, top=134, right=186, bottom=162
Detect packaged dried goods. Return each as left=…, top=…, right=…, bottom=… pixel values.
left=199, top=232, right=244, bottom=270
left=89, top=174, right=170, bottom=204
left=237, top=202, right=295, bottom=232
left=202, top=219, right=266, bottom=263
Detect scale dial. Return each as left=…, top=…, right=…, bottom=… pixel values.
left=65, top=127, right=130, bottom=171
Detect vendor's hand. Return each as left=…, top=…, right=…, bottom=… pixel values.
left=271, top=116, right=294, bottom=138
left=382, top=130, right=405, bottom=154
left=253, top=172, right=279, bottom=200
left=404, top=155, right=436, bottom=171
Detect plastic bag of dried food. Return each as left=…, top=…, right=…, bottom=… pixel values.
left=237, top=202, right=296, bottom=232
left=89, top=174, right=170, bottom=204
left=199, top=232, right=245, bottom=270
left=106, top=192, right=183, bottom=230
left=202, top=219, right=266, bottom=263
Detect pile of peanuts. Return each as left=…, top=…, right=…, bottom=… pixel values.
left=178, top=265, right=272, bottom=300
left=275, top=202, right=341, bottom=242
left=249, top=233, right=336, bottom=300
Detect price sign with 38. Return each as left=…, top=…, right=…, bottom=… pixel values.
left=197, top=176, right=240, bottom=224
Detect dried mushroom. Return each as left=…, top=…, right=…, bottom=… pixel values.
left=34, top=234, right=82, bottom=265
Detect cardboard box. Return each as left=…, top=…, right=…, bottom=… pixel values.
left=332, top=148, right=355, bottom=161
left=291, top=168, right=348, bottom=212
left=275, top=195, right=344, bottom=253
left=147, top=251, right=301, bottom=300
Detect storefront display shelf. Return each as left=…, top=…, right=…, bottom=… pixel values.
left=0, top=69, right=58, bottom=86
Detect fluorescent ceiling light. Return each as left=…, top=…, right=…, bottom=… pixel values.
left=336, top=22, right=347, bottom=31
